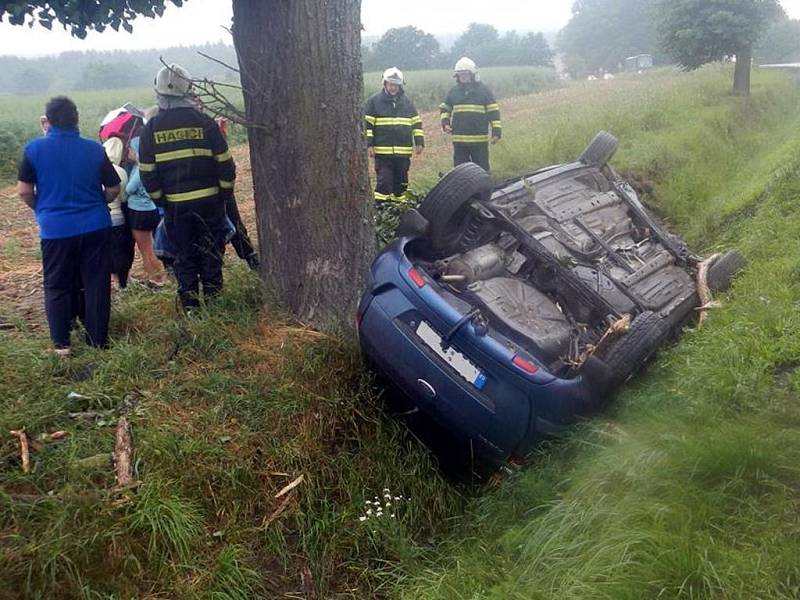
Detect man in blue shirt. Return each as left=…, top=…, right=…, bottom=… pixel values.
left=17, top=96, right=121, bottom=356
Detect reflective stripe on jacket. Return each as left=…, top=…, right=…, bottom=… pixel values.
left=138, top=107, right=235, bottom=205
left=440, top=81, right=501, bottom=143
left=365, top=89, right=424, bottom=156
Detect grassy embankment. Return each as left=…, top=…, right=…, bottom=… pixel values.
left=402, top=67, right=800, bottom=599
left=1, top=66, right=799, bottom=598
left=0, top=65, right=558, bottom=185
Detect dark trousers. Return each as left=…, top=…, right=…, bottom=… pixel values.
left=110, top=224, right=135, bottom=288
left=454, top=143, right=490, bottom=173
left=224, top=195, right=256, bottom=261
left=165, top=200, right=227, bottom=309
left=374, top=155, right=411, bottom=202
left=41, top=228, right=111, bottom=349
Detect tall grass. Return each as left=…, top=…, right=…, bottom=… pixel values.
left=2, top=66, right=799, bottom=598
left=399, top=66, right=800, bottom=599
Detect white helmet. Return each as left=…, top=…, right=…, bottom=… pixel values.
left=155, top=63, right=192, bottom=97
left=382, top=67, right=405, bottom=86
left=454, top=57, right=477, bottom=74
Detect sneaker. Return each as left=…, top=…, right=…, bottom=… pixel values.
left=52, top=347, right=71, bottom=359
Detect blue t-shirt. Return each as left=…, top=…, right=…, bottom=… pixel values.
left=18, top=127, right=119, bottom=240
left=125, top=138, right=157, bottom=213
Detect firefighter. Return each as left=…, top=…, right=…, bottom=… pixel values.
left=139, top=64, right=236, bottom=311
left=440, top=57, right=501, bottom=172
left=364, top=67, right=424, bottom=207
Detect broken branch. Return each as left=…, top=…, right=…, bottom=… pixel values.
left=114, top=417, right=133, bottom=487
left=9, top=429, right=30, bottom=474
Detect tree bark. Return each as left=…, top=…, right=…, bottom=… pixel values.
left=733, top=46, right=752, bottom=96
left=231, top=0, right=374, bottom=334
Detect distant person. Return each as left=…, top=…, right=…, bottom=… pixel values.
left=440, top=57, right=501, bottom=173
left=126, top=136, right=168, bottom=286
left=17, top=96, right=120, bottom=356
left=39, top=115, right=50, bottom=135
left=139, top=64, right=236, bottom=312
left=364, top=67, right=424, bottom=206
left=103, top=137, right=135, bottom=289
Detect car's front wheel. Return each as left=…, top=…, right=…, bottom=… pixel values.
left=597, top=311, right=665, bottom=388
left=706, top=250, right=746, bottom=293
left=417, top=163, right=493, bottom=255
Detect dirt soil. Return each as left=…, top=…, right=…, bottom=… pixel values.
left=0, top=144, right=255, bottom=331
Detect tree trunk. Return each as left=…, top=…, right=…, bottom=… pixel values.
left=231, top=0, right=374, bottom=333
left=733, top=46, right=752, bottom=96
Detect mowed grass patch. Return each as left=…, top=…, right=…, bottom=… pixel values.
left=0, top=265, right=465, bottom=598
left=399, top=71, right=800, bottom=599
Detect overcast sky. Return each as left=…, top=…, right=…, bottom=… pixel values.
left=1, top=0, right=800, bottom=57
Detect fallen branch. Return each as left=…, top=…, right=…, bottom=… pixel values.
left=260, top=493, right=294, bottom=529
left=9, top=429, right=30, bottom=474
left=274, top=474, right=304, bottom=499
left=696, top=253, right=720, bottom=327
left=114, top=417, right=133, bottom=487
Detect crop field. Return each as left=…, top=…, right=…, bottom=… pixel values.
left=0, top=65, right=559, bottom=185
left=2, top=66, right=800, bottom=598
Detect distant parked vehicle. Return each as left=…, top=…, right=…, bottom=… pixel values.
left=625, top=54, right=654, bottom=72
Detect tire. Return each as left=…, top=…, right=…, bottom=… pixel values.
left=706, top=250, right=745, bottom=293
left=579, top=131, right=619, bottom=169
left=417, top=163, right=493, bottom=255
left=598, top=311, right=665, bottom=388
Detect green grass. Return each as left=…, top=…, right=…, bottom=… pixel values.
left=3, top=66, right=800, bottom=598
left=398, top=67, right=800, bottom=599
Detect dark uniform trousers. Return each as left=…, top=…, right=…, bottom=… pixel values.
left=374, top=155, right=411, bottom=203
left=164, top=200, right=227, bottom=308
left=453, top=143, right=490, bottom=173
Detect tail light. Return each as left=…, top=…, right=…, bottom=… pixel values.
left=408, top=267, right=426, bottom=288
left=512, top=354, right=539, bottom=374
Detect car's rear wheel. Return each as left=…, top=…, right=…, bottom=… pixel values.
left=417, top=163, right=493, bottom=255
left=579, top=131, right=619, bottom=169
left=597, top=311, right=665, bottom=388
left=707, top=250, right=746, bottom=293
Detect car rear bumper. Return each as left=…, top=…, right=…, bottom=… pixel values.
left=358, top=246, right=603, bottom=464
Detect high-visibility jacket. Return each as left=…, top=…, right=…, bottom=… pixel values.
left=440, top=81, right=501, bottom=144
left=139, top=107, right=235, bottom=206
left=364, top=89, right=424, bottom=156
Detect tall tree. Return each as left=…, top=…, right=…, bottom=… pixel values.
left=515, top=32, right=555, bottom=67
left=2, top=0, right=374, bottom=333
left=366, top=26, right=440, bottom=71
left=450, top=23, right=501, bottom=66
left=655, top=0, right=783, bottom=95
left=232, top=1, right=372, bottom=331
left=557, top=0, right=659, bottom=77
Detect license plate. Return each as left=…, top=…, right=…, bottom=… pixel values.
left=416, top=321, right=487, bottom=389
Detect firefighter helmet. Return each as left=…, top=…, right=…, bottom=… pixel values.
left=382, top=67, right=405, bottom=86
left=454, top=56, right=477, bottom=74
left=154, top=63, right=192, bottom=97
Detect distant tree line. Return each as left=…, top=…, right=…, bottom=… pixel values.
left=0, top=42, right=238, bottom=95
left=362, top=23, right=554, bottom=72
left=556, top=0, right=799, bottom=79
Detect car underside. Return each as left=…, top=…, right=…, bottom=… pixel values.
left=358, top=132, right=745, bottom=470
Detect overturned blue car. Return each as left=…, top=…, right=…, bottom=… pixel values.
left=357, top=132, right=744, bottom=471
